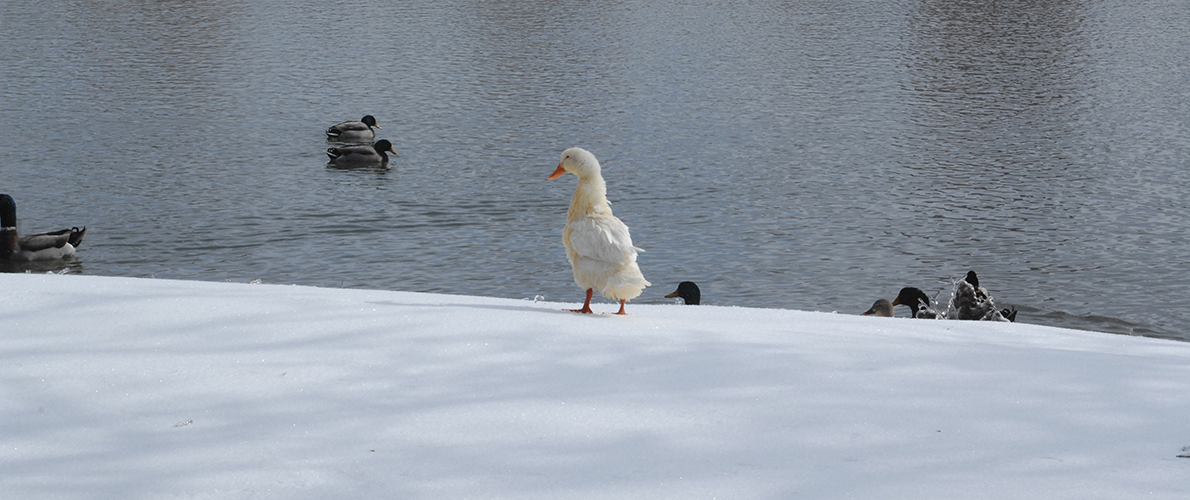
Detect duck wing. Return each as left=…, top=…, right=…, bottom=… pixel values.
left=326, top=146, right=348, bottom=160
left=326, top=144, right=375, bottom=161
left=567, top=214, right=640, bottom=264
left=19, top=228, right=74, bottom=252
left=326, top=121, right=370, bottom=136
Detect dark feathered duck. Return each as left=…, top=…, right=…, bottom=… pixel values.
left=946, top=271, right=1014, bottom=322
left=891, top=287, right=942, bottom=319
left=326, top=139, right=397, bottom=165
left=665, top=281, right=701, bottom=305
left=325, top=115, right=380, bottom=142
left=1, top=194, right=87, bottom=261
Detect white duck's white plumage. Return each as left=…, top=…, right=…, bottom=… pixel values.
left=549, top=148, right=650, bottom=314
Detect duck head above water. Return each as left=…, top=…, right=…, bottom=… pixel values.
left=665, top=281, right=701, bottom=305
left=862, top=298, right=894, bottom=317
left=891, top=287, right=931, bottom=317
left=891, top=286, right=942, bottom=319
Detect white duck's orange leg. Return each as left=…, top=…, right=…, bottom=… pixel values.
left=569, top=288, right=595, bottom=314
left=614, top=299, right=627, bottom=315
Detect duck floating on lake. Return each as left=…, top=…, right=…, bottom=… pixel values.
left=891, top=287, right=942, bottom=319
left=0, top=194, right=87, bottom=261
left=548, top=147, right=650, bottom=315
left=862, top=298, right=894, bottom=317
left=665, top=281, right=701, bottom=305
left=326, top=139, right=397, bottom=165
left=946, top=271, right=1015, bottom=322
left=325, top=115, right=380, bottom=142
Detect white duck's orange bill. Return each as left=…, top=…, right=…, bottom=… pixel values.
left=547, top=164, right=566, bottom=180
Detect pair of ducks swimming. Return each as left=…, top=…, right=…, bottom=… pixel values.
left=325, top=115, right=398, bottom=164
left=863, top=271, right=1018, bottom=322
left=4, top=114, right=392, bottom=261
left=2, top=113, right=387, bottom=261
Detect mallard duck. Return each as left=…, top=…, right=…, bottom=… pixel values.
left=962, top=271, right=1018, bottom=321
left=946, top=271, right=1013, bottom=322
left=891, top=287, right=942, bottom=319
left=862, top=298, right=894, bottom=317
left=665, top=281, right=701, bottom=305
left=548, top=147, right=650, bottom=315
left=325, top=115, right=380, bottom=141
left=326, top=139, right=397, bottom=164
left=0, top=194, right=87, bottom=261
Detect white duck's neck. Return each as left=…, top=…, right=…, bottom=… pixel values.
left=569, top=172, right=611, bottom=218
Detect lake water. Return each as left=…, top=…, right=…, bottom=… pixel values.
left=2, top=0, right=1188, bottom=341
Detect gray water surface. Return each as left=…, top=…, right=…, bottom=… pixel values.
left=2, top=0, right=1188, bottom=340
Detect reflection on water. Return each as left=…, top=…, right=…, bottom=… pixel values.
left=1, top=0, right=1187, bottom=341
left=0, top=260, right=84, bottom=277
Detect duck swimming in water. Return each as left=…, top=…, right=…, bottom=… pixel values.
left=891, top=287, right=942, bottom=319
left=665, top=281, right=701, bottom=305
left=325, top=115, right=380, bottom=142
left=1, top=194, right=86, bottom=261
left=548, top=147, right=650, bottom=315
left=964, top=271, right=1018, bottom=321
left=946, top=271, right=1014, bottom=322
left=862, top=298, right=894, bottom=317
left=326, top=139, right=397, bottom=165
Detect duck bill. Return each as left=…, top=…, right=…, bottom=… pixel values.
left=547, top=164, right=566, bottom=180
left=890, top=298, right=901, bottom=306
left=665, top=291, right=680, bottom=298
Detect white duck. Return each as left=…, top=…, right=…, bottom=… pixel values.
left=1, top=193, right=87, bottom=261
left=548, top=147, right=650, bottom=314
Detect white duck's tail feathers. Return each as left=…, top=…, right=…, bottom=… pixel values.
left=572, top=258, right=650, bottom=302
left=598, top=269, right=651, bottom=301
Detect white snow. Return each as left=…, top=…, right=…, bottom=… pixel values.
left=2, top=273, right=1188, bottom=499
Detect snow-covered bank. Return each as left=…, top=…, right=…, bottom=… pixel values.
left=2, top=274, right=1188, bottom=499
